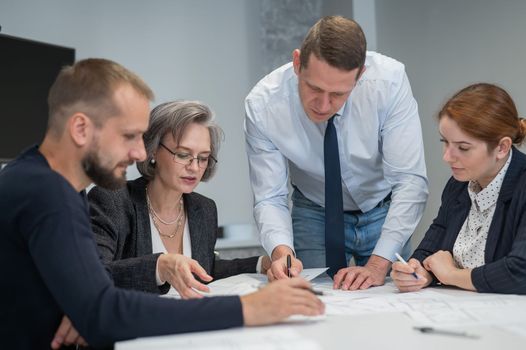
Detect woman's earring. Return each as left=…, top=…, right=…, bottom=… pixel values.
left=150, top=158, right=156, bottom=165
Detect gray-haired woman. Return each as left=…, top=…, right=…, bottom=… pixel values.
left=88, top=100, right=270, bottom=298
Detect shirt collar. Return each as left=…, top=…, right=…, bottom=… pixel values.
left=334, top=103, right=347, bottom=118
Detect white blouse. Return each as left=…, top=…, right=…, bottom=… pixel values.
left=150, top=215, right=192, bottom=257
left=150, top=214, right=192, bottom=291
left=453, top=150, right=512, bottom=269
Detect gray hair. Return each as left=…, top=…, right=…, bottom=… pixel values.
left=137, top=100, right=223, bottom=182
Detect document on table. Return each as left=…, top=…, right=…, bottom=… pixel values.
left=300, top=267, right=329, bottom=281
left=187, top=268, right=329, bottom=297
left=204, top=273, right=266, bottom=296
left=163, top=272, right=526, bottom=338
left=163, top=268, right=329, bottom=298
left=116, top=327, right=322, bottom=350
left=310, top=276, right=526, bottom=332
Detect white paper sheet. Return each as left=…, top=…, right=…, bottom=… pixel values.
left=300, top=268, right=329, bottom=281
left=310, top=277, right=526, bottom=331
left=162, top=272, right=526, bottom=337
left=198, top=269, right=330, bottom=297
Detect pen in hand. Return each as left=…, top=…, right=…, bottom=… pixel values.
left=287, top=254, right=292, bottom=278
left=395, top=253, right=419, bottom=280
left=285, top=254, right=323, bottom=295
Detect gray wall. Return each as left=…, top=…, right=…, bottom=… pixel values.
left=0, top=0, right=355, bottom=230
left=375, top=0, right=526, bottom=245
left=0, top=0, right=260, bottom=227
left=3, top=0, right=525, bottom=245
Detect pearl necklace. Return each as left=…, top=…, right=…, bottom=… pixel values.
left=146, top=187, right=183, bottom=225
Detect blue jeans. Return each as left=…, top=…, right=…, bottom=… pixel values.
left=291, top=188, right=403, bottom=268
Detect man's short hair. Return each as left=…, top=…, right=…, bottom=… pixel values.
left=47, top=58, right=154, bottom=136
left=300, top=16, right=367, bottom=72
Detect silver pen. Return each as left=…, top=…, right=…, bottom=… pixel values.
left=413, top=326, right=480, bottom=339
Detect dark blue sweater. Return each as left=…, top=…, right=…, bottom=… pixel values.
left=0, top=146, right=243, bottom=349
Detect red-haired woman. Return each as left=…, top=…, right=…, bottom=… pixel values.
left=392, top=83, right=526, bottom=294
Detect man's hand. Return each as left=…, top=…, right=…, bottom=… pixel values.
left=391, top=258, right=432, bottom=292
left=240, top=277, right=324, bottom=325
left=51, top=316, right=87, bottom=349
left=423, top=250, right=458, bottom=285
left=267, top=245, right=303, bottom=281
left=158, top=253, right=213, bottom=299
left=333, top=255, right=390, bottom=290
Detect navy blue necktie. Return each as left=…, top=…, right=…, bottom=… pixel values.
left=324, top=115, right=347, bottom=278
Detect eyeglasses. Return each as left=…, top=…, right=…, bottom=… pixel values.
left=159, top=142, right=217, bottom=169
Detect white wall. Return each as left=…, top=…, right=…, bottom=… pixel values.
left=0, top=0, right=261, bottom=227
left=375, top=0, right=526, bottom=244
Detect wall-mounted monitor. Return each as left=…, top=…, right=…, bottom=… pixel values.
left=0, top=34, right=75, bottom=162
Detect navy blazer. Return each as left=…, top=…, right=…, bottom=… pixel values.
left=412, top=148, right=526, bottom=294
left=88, top=177, right=259, bottom=294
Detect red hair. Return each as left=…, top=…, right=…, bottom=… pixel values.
left=439, top=83, right=526, bottom=149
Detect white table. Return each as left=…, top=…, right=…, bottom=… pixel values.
left=116, top=276, right=526, bottom=350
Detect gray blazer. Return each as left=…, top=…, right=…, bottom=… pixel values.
left=88, top=177, right=259, bottom=294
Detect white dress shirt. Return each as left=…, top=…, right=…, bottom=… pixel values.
left=245, top=51, right=428, bottom=261
left=453, top=150, right=512, bottom=269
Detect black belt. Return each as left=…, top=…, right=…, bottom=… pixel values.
left=345, top=192, right=391, bottom=215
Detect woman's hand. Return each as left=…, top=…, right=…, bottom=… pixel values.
left=391, top=258, right=432, bottom=292
left=422, top=250, right=457, bottom=285
left=157, top=253, right=213, bottom=299
left=423, top=250, right=476, bottom=290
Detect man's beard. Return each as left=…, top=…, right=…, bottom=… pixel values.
left=82, top=148, right=128, bottom=190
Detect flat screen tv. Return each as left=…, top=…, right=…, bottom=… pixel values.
left=0, top=34, right=75, bottom=162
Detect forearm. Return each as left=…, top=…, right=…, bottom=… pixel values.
left=213, top=256, right=260, bottom=279
left=444, top=268, right=476, bottom=291
left=372, top=180, right=428, bottom=261
left=254, top=201, right=294, bottom=256
left=271, top=245, right=295, bottom=261
left=365, top=255, right=391, bottom=275
left=377, top=74, right=428, bottom=260
left=108, top=254, right=166, bottom=293
left=471, top=258, right=526, bottom=294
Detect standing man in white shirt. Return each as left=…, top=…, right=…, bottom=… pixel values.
left=244, top=16, right=428, bottom=290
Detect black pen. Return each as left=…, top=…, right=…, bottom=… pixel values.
left=284, top=254, right=322, bottom=295
left=413, top=327, right=479, bottom=339
left=307, top=288, right=324, bottom=296
left=287, top=254, right=291, bottom=278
